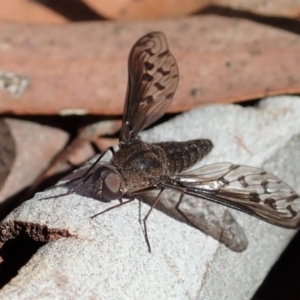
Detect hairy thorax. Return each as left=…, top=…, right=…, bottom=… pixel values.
left=112, top=139, right=168, bottom=193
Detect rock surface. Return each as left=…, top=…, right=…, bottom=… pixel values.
left=0, top=96, right=300, bottom=299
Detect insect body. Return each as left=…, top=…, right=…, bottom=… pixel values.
left=93, top=139, right=213, bottom=199
left=85, top=32, right=300, bottom=251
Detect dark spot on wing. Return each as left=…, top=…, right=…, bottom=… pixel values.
left=238, top=175, right=248, bottom=188
left=287, top=205, right=297, bottom=217
left=157, top=67, right=170, bottom=76
left=264, top=198, right=276, bottom=209
left=145, top=49, right=154, bottom=56
left=143, top=95, right=154, bottom=103
left=165, top=92, right=175, bottom=99
left=249, top=192, right=260, bottom=202
left=158, top=50, right=169, bottom=57
left=287, top=193, right=299, bottom=202
left=142, top=73, right=153, bottom=82
left=154, top=82, right=165, bottom=90
left=145, top=61, right=154, bottom=70
left=260, top=180, right=269, bottom=193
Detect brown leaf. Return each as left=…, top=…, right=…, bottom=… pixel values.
left=83, top=0, right=300, bottom=19
left=1, top=0, right=300, bottom=24
left=84, top=0, right=300, bottom=20
left=0, top=0, right=68, bottom=24
left=92, top=137, right=119, bottom=152
left=83, top=0, right=210, bottom=20
left=213, top=0, right=300, bottom=18
left=1, top=17, right=300, bottom=115
left=67, top=143, right=95, bottom=166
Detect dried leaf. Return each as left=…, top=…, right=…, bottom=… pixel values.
left=213, top=0, right=300, bottom=18
left=83, top=0, right=210, bottom=20
left=0, top=0, right=68, bottom=24
left=1, top=17, right=300, bottom=115
left=83, top=0, right=300, bottom=19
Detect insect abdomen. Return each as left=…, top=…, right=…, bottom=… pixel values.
left=154, top=139, right=213, bottom=174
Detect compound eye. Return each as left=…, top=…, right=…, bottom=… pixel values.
left=92, top=166, right=109, bottom=183
left=102, top=173, right=122, bottom=201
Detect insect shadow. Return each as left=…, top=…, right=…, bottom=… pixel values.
left=46, top=153, right=249, bottom=253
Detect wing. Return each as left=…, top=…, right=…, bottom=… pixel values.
left=120, top=32, right=179, bottom=142
left=160, top=162, right=300, bottom=229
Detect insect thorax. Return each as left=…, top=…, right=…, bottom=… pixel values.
left=112, top=140, right=169, bottom=192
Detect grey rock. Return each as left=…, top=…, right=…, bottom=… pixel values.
left=0, top=96, right=300, bottom=300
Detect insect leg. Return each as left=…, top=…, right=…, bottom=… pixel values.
left=175, top=193, right=202, bottom=231
left=55, top=146, right=116, bottom=195
left=143, top=188, right=165, bottom=253
left=40, top=147, right=115, bottom=201
left=70, top=146, right=115, bottom=187
left=90, top=196, right=135, bottom=219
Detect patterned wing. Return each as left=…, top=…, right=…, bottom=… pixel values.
left=120, top=32, right=179, bottom=142
left=161, top=162, right=300, bottom=229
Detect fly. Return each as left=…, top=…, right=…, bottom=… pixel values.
left=73, top=32, right=300, bottom=252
